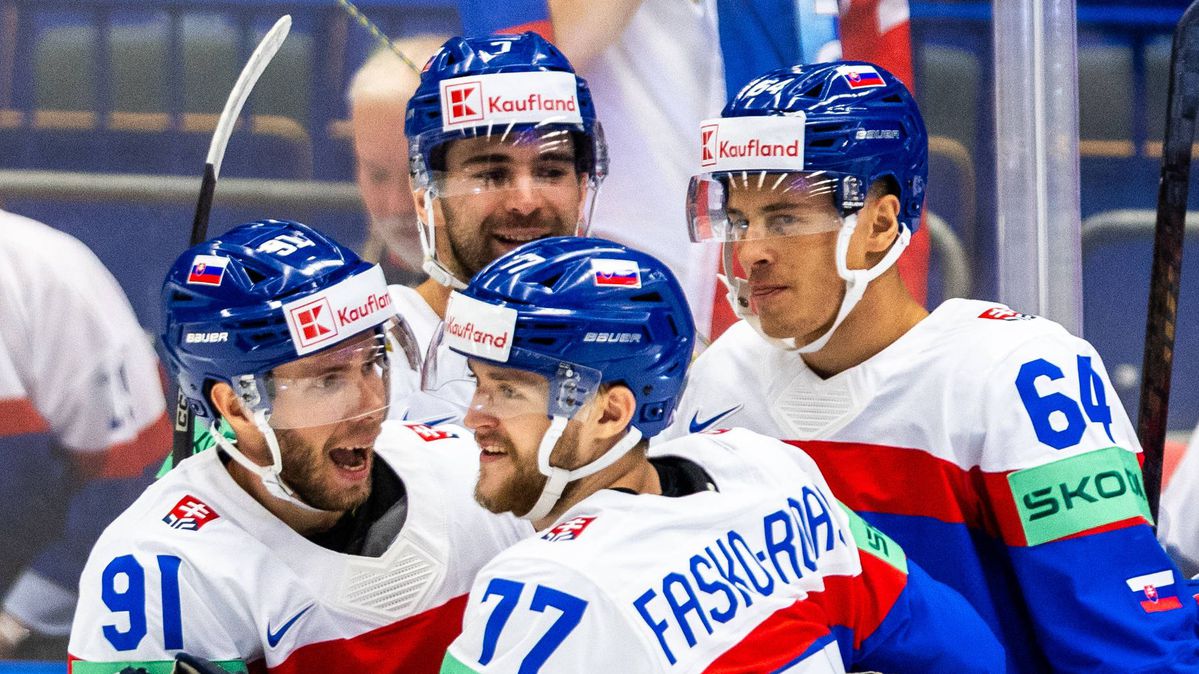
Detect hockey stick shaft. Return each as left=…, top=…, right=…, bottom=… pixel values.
left=189, top=15, right=292, bottom=246
left=1138, top=0, right=1199, bottom=521
left=171, top=16, right=292, bottom=472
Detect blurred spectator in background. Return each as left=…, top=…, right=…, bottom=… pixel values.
left=347, top=35, right=448, bottom=286
left=0, top=209, right=171, bottom=659
left=456, top=0, right=925, bottom=342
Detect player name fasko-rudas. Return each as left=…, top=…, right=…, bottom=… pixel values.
left=632, top=485, right=851, bottom=665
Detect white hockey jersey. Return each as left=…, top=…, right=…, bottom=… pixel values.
left=69, top=421, right=530, bottom=674
left=0, top=210, right=170, bottom=634
left=443, top=428, right=1003, bottom=674
left=664, top=299, right=1198, bottom=673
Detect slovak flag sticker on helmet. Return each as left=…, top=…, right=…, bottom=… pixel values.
left=838, top=64, right=886, bottom=89
left=591, top=259, right=641, bottom=288
left=186, top=254, right=229, bottom=286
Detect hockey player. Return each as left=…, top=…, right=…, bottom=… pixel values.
left=667, top=61, right=1199, bottom=671
left=431, top=237, right=1004, bottom=673
left=398, top=31, right=607, bottom=422
left=0, top=211, right=171, bottom=657
left=68, top=220, right=528, bottom=673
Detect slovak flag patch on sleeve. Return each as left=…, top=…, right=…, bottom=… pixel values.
left=838, top=65, right=886, bottom=89
left=541, top=516, right=597, bottom=542
left=162, top=495, right=220, bottom=531
left=187, top=255, right=229, bottom=286
left=591, top=259, right=641, bottom=288
left=1126, top=570, right=1184, bottom=613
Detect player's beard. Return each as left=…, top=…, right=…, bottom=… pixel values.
left=442, top=205, right=575, bottom=279
left=475, top=422, right=582, bottom=519
left=275, top=428, right=373, bottom=512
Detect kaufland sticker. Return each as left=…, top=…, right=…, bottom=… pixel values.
left=443, top=292, right=517, bottom=363
left=698, top=114, right=807, bottom=173
left=440, top=71, right=582, bottom=132
left=282, top=265, right=392, bottom=356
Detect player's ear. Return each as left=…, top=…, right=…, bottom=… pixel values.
left=208, top=382, right=254, bottom=434
left=592, top=385, right=637, bottom=444
left=866, top=193, right=901, bottom=254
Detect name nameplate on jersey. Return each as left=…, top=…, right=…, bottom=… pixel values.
left=439, top=71, right=581, bottom=132
left=699, top=114, right=806, bottom=172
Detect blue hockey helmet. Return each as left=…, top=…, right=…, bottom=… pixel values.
left=430, top=236, right=694, bottom=438
left=404, top=33, right=608, bottom=289
left=161, top=219, right=418, bottom=429
left=688, top=60, right=928, bottom=240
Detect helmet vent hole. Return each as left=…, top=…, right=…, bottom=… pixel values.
left=808, top=123, right=846, bottom=134
left=802, top=83, right=824, bottom=98
left=809, top=138, right=837, bottom=148
left=882, top=94, right=903, bottom=103
left=528, top=336, right=556, bottom=346
left=171, top=291, right=195, bottom=303
left=243, top=267, right=267, bottom=285
left=538, top=273, right=563, bottom=288
left=629, top=291, right=662, bottom=303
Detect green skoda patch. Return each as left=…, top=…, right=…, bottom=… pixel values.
left=440, top=652, right=481, bottom=674
left=70, top=659, right=247, bottom=673
left=842, top=504, right=908, bottom=574
left=1009, top=446, right=1152, bottom=546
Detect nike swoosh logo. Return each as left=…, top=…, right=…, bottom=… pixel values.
left=689, top=405, right=743, bottom=433
left=266, top=604, right=314, bottom=648
left=423, top=415, right=456, bottom=426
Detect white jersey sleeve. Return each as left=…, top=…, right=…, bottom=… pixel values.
left=0, top=210, right=166, bottom=453
left=443, top=555, right=663, bottom=674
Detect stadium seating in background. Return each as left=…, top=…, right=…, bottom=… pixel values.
left=1081, top=209, right=1199, bottom=432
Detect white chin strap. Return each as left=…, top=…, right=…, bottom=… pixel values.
left=418, top=190, right=467, bottom=290
left=720, top=213, right=911, bottom=353
left=206, top=412, right=331, bottom=514
left=521, top=416, right=644, bottom=523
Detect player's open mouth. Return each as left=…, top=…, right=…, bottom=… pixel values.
left=478, top=444, right=507, bottom=463
left=329, top=447, right=370, bottom=472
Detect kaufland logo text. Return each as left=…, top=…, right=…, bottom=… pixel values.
left=337, top=291, right=390, bottom=325
left=716, top=137, right=802, bottom=161
left=486, top=92, right=576, bottom=115
left=701, top=124, right=719, bottom=167
left=445, top=81, right=484, bottom=125
left=291, top=298, right=338, bottom=347
left=446, top=317, right=509, bottom=350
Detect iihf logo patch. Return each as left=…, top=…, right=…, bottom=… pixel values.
left=163, top=495, right=220, bottom=531
left=444, top=80, right=484, bottom=126
left=541, top=516, right=597, bottom=542
left=700, top=124, right=719, bottom=167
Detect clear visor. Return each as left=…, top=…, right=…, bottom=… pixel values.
left=422, top=324, right=602, bottom=421
left=241, top=317, right=420, bottom=429
left=687, top=170, right=845, bottom=242
left=414, top=125, right=599, bottom=202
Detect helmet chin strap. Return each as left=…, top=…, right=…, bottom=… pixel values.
left=720, top=213, right=911, bottom=353
left=206, top=413, right=332, bottom=514
left=418, top=190, right=467, bottom=290
left=521, top=416, right=644, bottom=523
